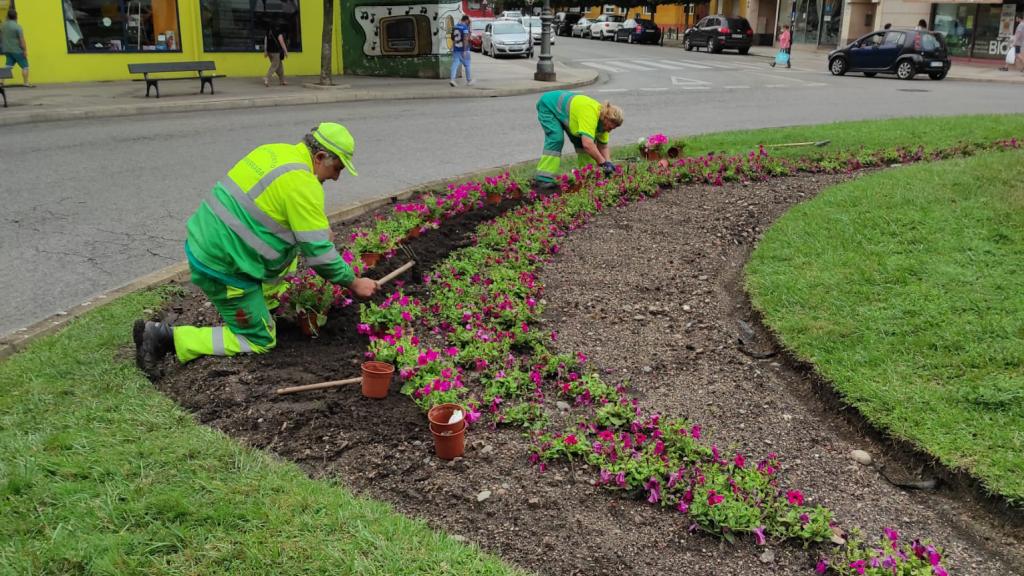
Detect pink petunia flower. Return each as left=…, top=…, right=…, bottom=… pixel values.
left=786, top=490, right=804, bottom=506
left=753, top=526, right=766, bottom=546
left=707, top=490, right=724, bottom=506
left=815, top=559, right=829, bottom=574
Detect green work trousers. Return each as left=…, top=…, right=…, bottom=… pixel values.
left=535, top=91, right=590, bottom=183
left=172, top=261, right=294, bottom=363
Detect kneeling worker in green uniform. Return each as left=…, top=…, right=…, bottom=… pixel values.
left=534, top=90, right=624, bottom=189
left=134, top=122, right=379, bottom=378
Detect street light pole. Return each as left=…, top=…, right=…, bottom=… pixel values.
left=534, top=0, right=556, bottom=81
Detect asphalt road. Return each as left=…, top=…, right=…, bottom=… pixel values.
left=4, top=36, right=1024, bottom=338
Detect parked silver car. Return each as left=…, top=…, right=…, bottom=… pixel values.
left=571, top=17, right=592, bottom=38
left=482, top=21, right=533, bottom=58
left=520, top=16, right=554, bottom=45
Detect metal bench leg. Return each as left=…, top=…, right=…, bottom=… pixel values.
left=200, top=77, right=214, bottom=95
left=146, top=79, right=160, bottom=98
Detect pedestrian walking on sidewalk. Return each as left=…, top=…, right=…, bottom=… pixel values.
left=263, top=23, right=289, bottom=86
left=771, top=24, right=791, bottom=68
left=1, top=9, right=32, bottom=87
left=450, top=15, right=474, bottom=87
left=1013, top=17, right=1024, bottom=72
left=133, top=123, right=379, bottom=379
left=533, top=90, right=624, bottom=191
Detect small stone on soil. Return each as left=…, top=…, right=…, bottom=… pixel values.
left=851, top=450, right=873, bottom=466
left=556, top=401, right=571, bottom=411
left=759, top=549, right=775, bottom=564
left=476, top=490, right=492, bottom=502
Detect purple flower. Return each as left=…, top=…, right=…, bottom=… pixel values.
left=850, top=559, right=866, bottom=575
left=815, top=558, right=828, bottom=574
left=677, top=500, right=689, bottom=514
left=753, top=526, right=766, bottom=546
left=599, top=469, right=611, bottom=485
left=707, top=490, right=723, bottom=506
left=799, top=513, right=810, bottom=525
left=786, top=490, right=804, bottom=506
left=643, top=477, right=661, bottom=504
left=614, top=472, right=626, bottom=488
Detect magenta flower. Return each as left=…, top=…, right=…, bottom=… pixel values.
left=707, top=490, right=723, bottom=506
left=643, top=477, right=661, bottom=504
left=786, top=490, right=804, bottom=506
left=465, top=405, right=481, bottom=424
left=690, top=424, right=701, bottom=439
left=614, top=472, right=626, bottom=488
left=933, top=567, right=948, bottom=576
left=849, top=559, right=866, bottom=575
left=753, top=526, right=766, bottom=546
left=677, top=500, right=689, bottom=514
left=599, top=469, right=611, bottom=484
left=815, top=559, right=829, bottom=574
left=799, top=513, right=810, bottom=525
left=564, top=434, right=578, bottom=446
left=733, top=453, right=745, bottom=468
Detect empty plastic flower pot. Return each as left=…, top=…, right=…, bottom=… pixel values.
left=430, top=421, right=466, bottom=460
left=406, top=226, right=422, bottom=239
left=667, top=146, right=681, bottom=159
left=427, top=403, right=466, bottom=434
left=360, top=361, right=394, bottom=398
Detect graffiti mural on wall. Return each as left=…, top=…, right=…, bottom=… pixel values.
left=355, top=3, right=463, bottom=56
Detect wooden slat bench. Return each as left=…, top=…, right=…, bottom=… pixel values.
left=0, top=67, right=11, bottom=108
left=127, top=61, right=225, bottom=98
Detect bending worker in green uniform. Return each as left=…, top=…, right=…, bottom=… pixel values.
left=134, top=123, right=379, bottom=378
left=534, top=90, right=624, bottom=189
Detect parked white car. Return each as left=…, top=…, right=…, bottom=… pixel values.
left=571, top=17, right=593, bottom=38
left=519, top=16, right=554, bottom=45
left=590, top=14, right=625, bottom=40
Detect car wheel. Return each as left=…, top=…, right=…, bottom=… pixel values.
left=707, top=37, right=717, bottom=53
left=896, top=60, right=916, bottom=80
left=627, top=34, right=634, bottom=44
left=863, top=72, right=877, bottom=77
left=928, top=70, right=947, bottom=80
left=829, top=56, right=848, bottom=76
left=683, top=37, right=693, bottom=51
left=738, top=47, right=749, bottom=55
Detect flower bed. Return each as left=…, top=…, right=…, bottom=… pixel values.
left=333, top=140, right=1022, bottom=574
left=156, top=138, right=1022, bottom=575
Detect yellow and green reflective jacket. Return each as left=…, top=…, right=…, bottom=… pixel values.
left=185, top=142, right=354, bottom=288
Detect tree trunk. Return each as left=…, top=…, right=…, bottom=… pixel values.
left=320, top=0, right=335, bottom=85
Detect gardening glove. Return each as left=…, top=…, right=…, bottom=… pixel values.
left=601, top=161, right=618, bottom=177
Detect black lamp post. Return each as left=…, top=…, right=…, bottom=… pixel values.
left=533, top=0, right=556, bottom=81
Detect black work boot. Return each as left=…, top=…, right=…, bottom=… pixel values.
left=532, top=179, right=560, bottom=195
left=133, top=320, right=174, bottom=379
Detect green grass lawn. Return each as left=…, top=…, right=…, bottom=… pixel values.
left=746, top=149, right=1024, bottom=503
left=0, top=290, right=527, bottom=575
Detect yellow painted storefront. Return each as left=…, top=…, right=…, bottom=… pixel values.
left=3, top=1, right=343, bottom=84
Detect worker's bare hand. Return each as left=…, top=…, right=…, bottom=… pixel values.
left=349, top=277, right=378, bottom=300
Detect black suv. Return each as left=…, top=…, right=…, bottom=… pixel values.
left=615, top=18, right=662, bottom=44
left=683, top=15, right=753, bottom=54
left=828, top=29, right=950, bottom=80
left=554, top=13, right=583, bottom=37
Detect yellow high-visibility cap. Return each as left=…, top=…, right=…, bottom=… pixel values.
left=312, top=122, right=358, bottom=176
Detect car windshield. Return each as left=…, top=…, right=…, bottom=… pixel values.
left=726, top=18, right=750, bottom=29
left=493, top=22, right=526, bottom=34
left=607, top=15, right=624, bottom=22
left=521, top=17, right=542, bottom=29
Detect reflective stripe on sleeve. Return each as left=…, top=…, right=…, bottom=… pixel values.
left=206, top=198, right=281, bottom=260
left=294, top=229, right=332, bottom=243
left=306, top=247, right=342, bottom=266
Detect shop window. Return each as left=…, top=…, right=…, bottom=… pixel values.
left=62, top=0, right=181, bottom=53
left=200, top=0, right=302, bottom=52
left=380, top=15, right=432, bottom=56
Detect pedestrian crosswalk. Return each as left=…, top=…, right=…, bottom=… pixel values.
left=576, top=57, right=773, bottom=73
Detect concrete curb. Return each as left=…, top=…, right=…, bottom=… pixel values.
left=0, top=159, right=535, bottom=362
left=0, top=70, right=599, bottom=128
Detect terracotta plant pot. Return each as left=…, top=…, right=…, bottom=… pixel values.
left=430, top=421, right=466, bottom=460
left=296, top=312, right=323, bottom=338
left=644, top=150, right=662, bottom=161
left=360, top=252, right=382, bottom=269
left=486, top=192, right=502, bottom=206
left=427, top=402, right=466, bottom=434
left=406, top=226, right=422, bottom=239
left=510, top=189, right=523, bottom=200
left=360, top=361, right=394, bottom=398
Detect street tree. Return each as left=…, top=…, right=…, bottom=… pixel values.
left=320, top=0, right=334, bottom=85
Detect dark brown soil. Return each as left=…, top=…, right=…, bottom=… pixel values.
left=152, top=175, right=1023, bottom=576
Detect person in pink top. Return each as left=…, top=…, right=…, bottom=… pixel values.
left=771, top=24, right=792, bottom=68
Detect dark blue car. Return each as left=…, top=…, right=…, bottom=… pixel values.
left=828, top=29, right=950, bottom=80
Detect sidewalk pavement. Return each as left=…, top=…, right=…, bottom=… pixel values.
left=0, top=56, right=597, bottom=127
left=661, top=36, right=1024, bottom=84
